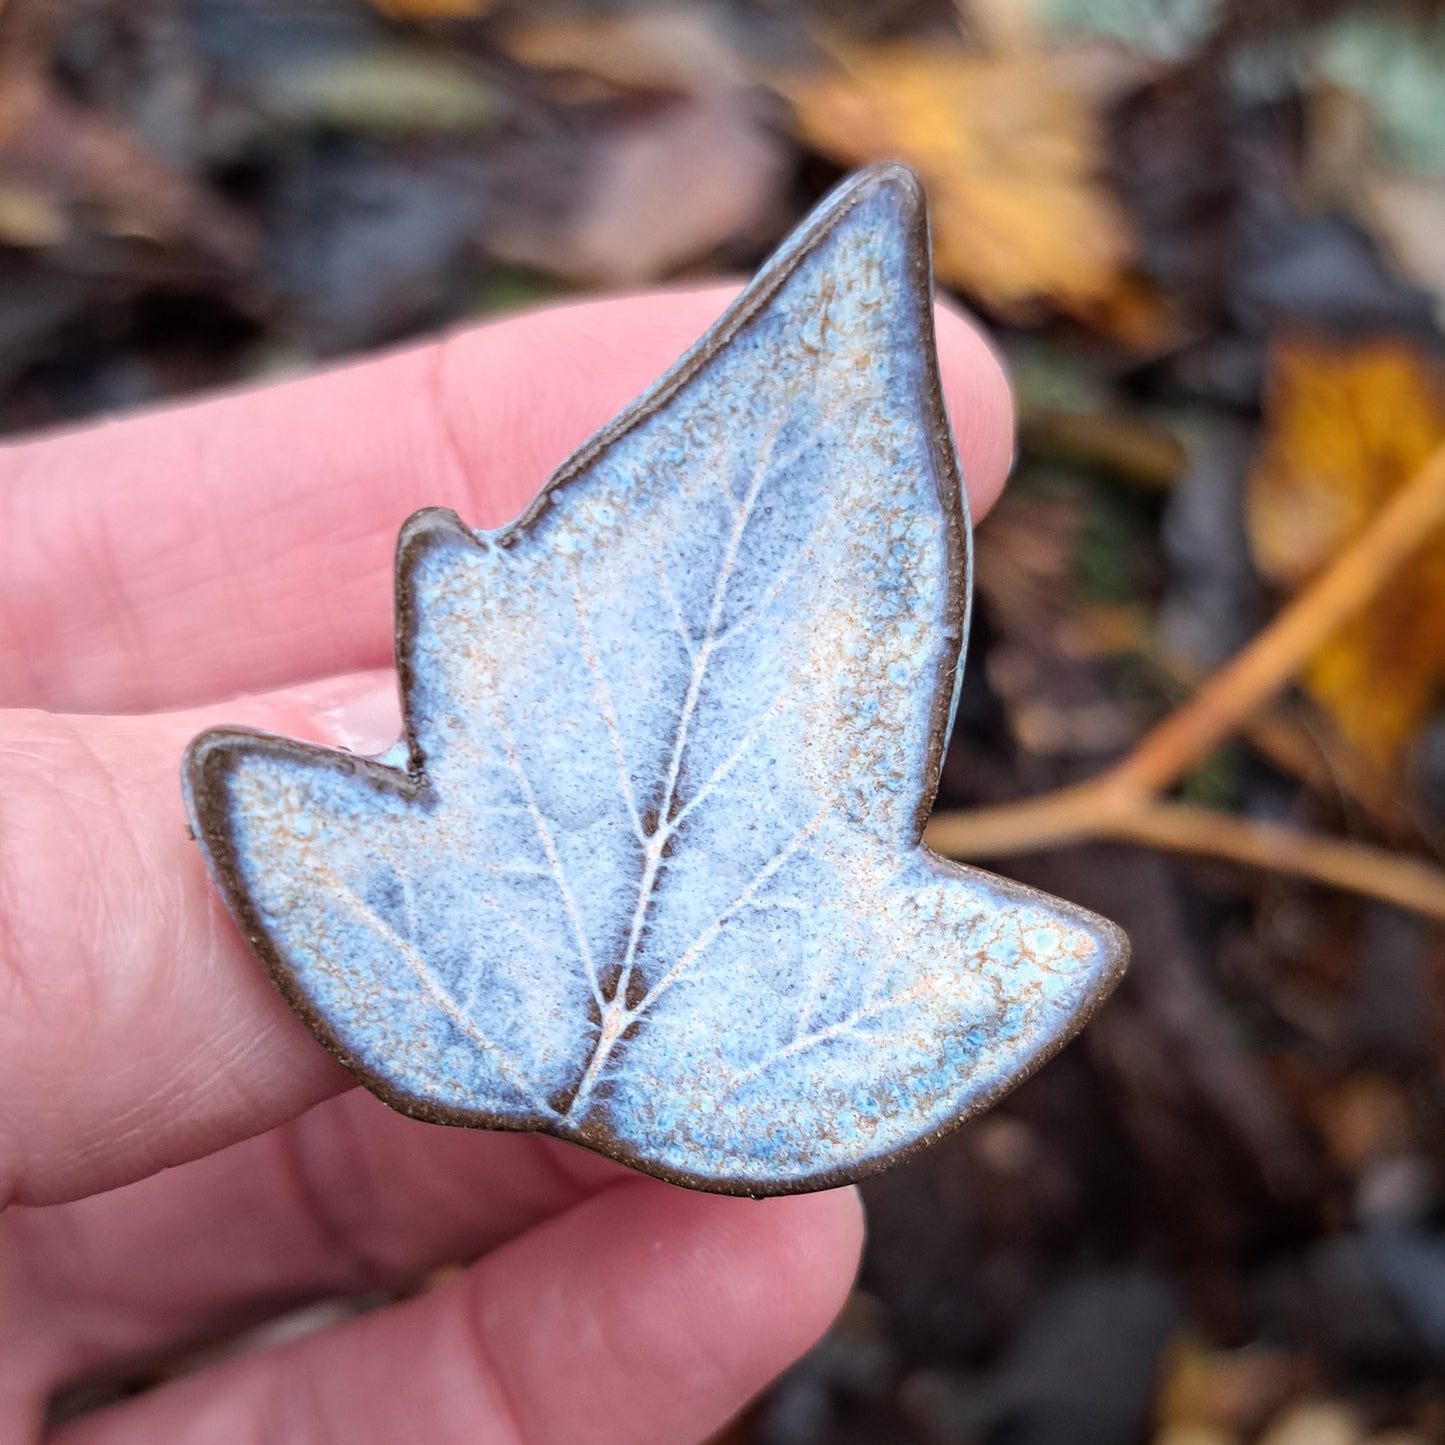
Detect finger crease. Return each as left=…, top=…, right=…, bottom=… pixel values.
left=426, top=336, right=474, bottom=514
left=457, top=1271, right=534, bottom=1445
left=271, top=1121, right=391, bottom=1291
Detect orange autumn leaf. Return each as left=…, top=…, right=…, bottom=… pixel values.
left=366, top=0, right=492, bottom=19
left=777, top=46, right=1135, bottom=324
left=1249, top=337, right=1445, bottom=767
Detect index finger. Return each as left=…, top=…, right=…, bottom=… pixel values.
left=0, top=288, right=1012, bottom=714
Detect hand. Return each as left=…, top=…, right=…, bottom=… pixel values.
left=0, top=286, right=1012, bottom=1443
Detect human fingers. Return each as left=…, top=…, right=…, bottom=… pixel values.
left=0, top=290, right=1012, bottom=714
left=47, top=1180, right=864, bottom=1445
left=0, top=673, right=405, bottom=1208
left=0, top=288, right=1016, bottom=1206
left=10, top=1091, right=623, bottom=1393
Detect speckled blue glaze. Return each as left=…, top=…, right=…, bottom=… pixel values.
left=184, top=165, right=1128, bottom=1196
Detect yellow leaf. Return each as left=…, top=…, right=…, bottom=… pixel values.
left=367, top=0, right=492, bottom=19
left=1249, top=337, right=1445, bottom=767
left=500, top=11, right=750, bottom=94
left=777, top=45, right=1135, bottom=323
left=0, top=180, right=66, bottom=247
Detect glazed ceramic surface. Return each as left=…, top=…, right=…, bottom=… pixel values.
left=184, top=165, right=1128, bottom=1196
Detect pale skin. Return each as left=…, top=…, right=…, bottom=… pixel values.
left=0, top=285, right=1012, bottom=1443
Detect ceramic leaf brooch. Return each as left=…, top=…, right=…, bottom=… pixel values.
left=183, top=164, right=1128, bottom=1196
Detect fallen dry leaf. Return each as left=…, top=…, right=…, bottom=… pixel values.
left=487, top=89, right=788, bottom=286
left=489, top=8, right=786, bottom=286
left=366, top=0, right=493, bottom=18
left=1155, top=1333, right=1312, bottom=1438
left=1249, top=337, right=1445, bottom=768
left=260, top=45, right=499, bottom=133
left=1257, top=1400, right=1368, bottom=1445
left=776, top=45, right=1136, bottom=323
left=0, top=71, right=253, bottom=268
left=500, top=8, right=751, bottom=95
left=0, top=177, right=66, bottom=246
left=1361, top=167, right=1445, bottom=326
left=1302, top=19, right=1445, bottom=325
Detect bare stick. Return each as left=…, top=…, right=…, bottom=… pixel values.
left=929, top=438, right=1445, bottom=918
left=1117, top=440, right=1445, bottom=795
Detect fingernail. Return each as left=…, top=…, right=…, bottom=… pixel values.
left=297, top=672, right=404, bottom=756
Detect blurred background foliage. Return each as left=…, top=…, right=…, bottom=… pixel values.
left=21, top=0, right=1445, bottom=1441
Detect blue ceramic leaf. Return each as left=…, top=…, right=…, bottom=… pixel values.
left=184, top=165, right=1128, bottom=1196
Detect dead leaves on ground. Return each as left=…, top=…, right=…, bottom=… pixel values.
left=490, top=10, right=788, bottom=286
left=365, top=0, right=495, bottom=20
left=777, top=44, right=1142, bottom=328
left=1249, top=337, right=1445, bottom=769
left=0, top=70, right=253, bottom=266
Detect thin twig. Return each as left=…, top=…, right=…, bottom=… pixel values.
left=1069, top=604, right=1415, bottom=838
left=1117, top=439, right=1445, bottom=796
left=1111, top=804, right=1445, bottom=922
left=929, top=438, right=1445, bottom=918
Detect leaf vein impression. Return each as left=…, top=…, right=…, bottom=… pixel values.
left=655, top=563, right=697, bottom=661
left=566, top=558, right=646, bottom=843
left=730, top=976, right=939, bottom=1089
left=669, top=689, right=790, bottom=833
left=483, top=687, right=605, bottom=1009
left=562, top=804, right=829, bottom=1118
left=606, top=423, right=792, bottom=1016
left=560, top=425, right=818, bottom=1115
left=325, top=866, right=556, bottom=1117
left=637, top=805, right=829, bottom=1013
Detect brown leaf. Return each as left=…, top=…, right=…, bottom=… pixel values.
left=489, top=10, right=787, bottom=286
left=500, top=9, right=751, bottom=96
left=1361, top=167, right=1445, bottom=325
left=0, top=72, right=254, bottom=269
left=1256, top=1400, right=1367, bottom=1445
left=1248, top=337, right=1445, bottom=768
left=366, top=0, right=494, bottom=19
left=0, top=178, right=66, bottom=247
left=776, top=45, right=1136, bottom=323
left=1155, top=1333, right=1312, bottom=1437
left=486, top=90, right=788, bottom=286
